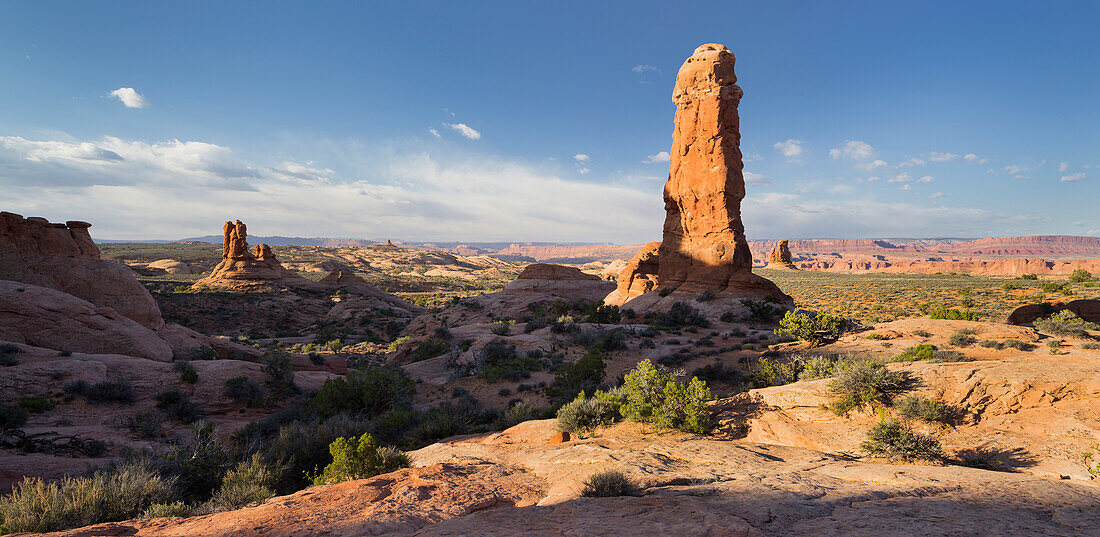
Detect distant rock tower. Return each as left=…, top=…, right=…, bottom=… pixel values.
left=196, top=220, right=304, bottom=286
left=767, top=240, right=797, bottom=269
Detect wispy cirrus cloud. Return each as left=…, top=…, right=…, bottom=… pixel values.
left=443, top=123, right=481, bottom=140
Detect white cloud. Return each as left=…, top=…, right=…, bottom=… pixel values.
left=900, top=184, right=913, bottom=191
left=1059, top=162, right=1069, bottom=172
left=443, top=123, right=481, bottom=140
left=773, top=139, right=805, bottom=162
left=888, top=173, right=913, bottom=183
left=867, top=176, right=881, bottom=182
left=898, top=158, right=925, bottom=168
left=963, top=153, right=989, bottom=164
left=573, top=153, right=590, bottom=162
left=856, top=159, right=889, bottom=171
left=1004, top=164, right=1027, bottom=175
left=743, top=171, right=772, bottom=186
left=631, top=64, right=659, bottom=74
left=0, top=134, right=662, bottom=242
left=642, top=151, right=670, bottom=164
left=928, top=151, right=958, bottom=162
left=1061, top=172, right=1087, bottom=183
left=929, top=192, right=946, bottom=199
left=829, top=140, right=874, bottom=161
left=577, top=167, right=590, bottom=175
left=742, top=152, right=764, bottom=163
left=428, top=128, right=441, bottom=138
left=108, top=87, right=148, bottom=109
left=917, top=175, right=934, bottom=183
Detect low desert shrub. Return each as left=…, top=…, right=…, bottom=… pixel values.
left=1068, top=269, right=1093, bottom=283
left=644, top=301, right=710, bottom=330
left=490, top=320, right=513, bottom=336
left=860, top=418, right=944, bottom=462
left=827, top=358, right=913, bottom=416
left=0, top=459, right=173, bottom=533
left=18, top=396, right=56, bottom=414
left=690, top=360, right=741, bottom=385
left=476, top=339, right=541, bottom=383
left=142, top=501, right=192, bottom=518
left=620, top=360, right=713, bottom=433
left=1047, top=339, right=1062, bottom=354
left=412, top=338, right=450, bottom=362
left=894, top=344, right=937, bottom=362
left=124, top=411, right=164, bottom=439
left=978, top=339, right=1004, bottom=349
left=0, top=343, right=19, bottom=366
left=155, top=390, right=203, bottom=423
left=1083, top=342, right=1100, bottom=350
left=947, top=330, right=977, bottom=347
left=224, top=376, right=265, bottom=407
left=556, top=392, right=618, bottom=433
left=580, top=470, right=640, bottom=497
left=895, top=395, right=952, bottom=424
left=747, top=356, right=801, bottom=388
left=1003, top=339, right=1036, bottom=351
left=929, top=308, right=979, bottom=321
left=64, top=379, right=137, bottom=404
left=1041, top=281, right=1072, bottom=294
left=1017, top=273, right=1038, bottom=280
left=202, top=453, right=282, bottom=513
left=311, top=433, right=410, bottom=485
left=798, top=354, right=839, bottom=380
left=261, top=350, right=296, bottom=401
left=1033, top=310, right=1100, bottom=338
left=310, top=366, right=415, bottom=419
left=179, top=362, right=199, bottom=384
left=0, top=403, right=29, bottom=430
left=774, top=310, right=849, bottom=346
left=546, top=350, right=606, bottom=405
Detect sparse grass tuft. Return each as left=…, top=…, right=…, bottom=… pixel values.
left=580, top=470, right=640, bottom=497
left=861, top=418, right=944, bottom=462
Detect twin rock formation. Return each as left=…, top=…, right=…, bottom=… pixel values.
left=606, top=44, right=791, bottom=309
left=196, top=220, right=305, bottom=286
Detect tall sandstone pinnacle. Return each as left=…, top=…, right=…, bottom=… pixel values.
left=195, top=220, right=306, bottom=286
left=637, top=44, right=790, bottom=305
left=767, top=239, right=797, bottom=268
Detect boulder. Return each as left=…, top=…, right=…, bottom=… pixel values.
left=0, top=281, right=172, bottom=361
left=147, top=259, right=194, bottom=274
left=0, top=212, right=164, bottom=329
left=603, top=242, right=660, bottom=306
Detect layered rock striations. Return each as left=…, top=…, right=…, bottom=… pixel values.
left=0, top=212, right=163, bottom=329
left=605, top=44, right=790, bottom=309
left=196, top=220, right=307, bottom=286
left=604, top=242, right=661, bottom=306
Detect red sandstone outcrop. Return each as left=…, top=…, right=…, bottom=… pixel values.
left=502, top=263, right=614, bottom=298
left=0, top=212, right=163, bottom=329
left=195, top=220, right=307, bottom=287
left=604, top=242, right=660, bottom=306
left=766, top=239, right=796, bottom=269
left=146, top=259, right=195, bottom=274
left=0, top=281, right=172, bottom=361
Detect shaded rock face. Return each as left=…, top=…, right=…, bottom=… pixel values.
left=196, top=220, right=305, bottom=285
left=0, top=212, right=164, bottom=329
left=1006, top=299, right=1100, bottom=325
left=513, top=263, right=601, bottom=282
left=604, top=242, right=661, bottom=306
left=767, top=239, right=796, bottom=268
left=0, top=281, right=172, bottom=361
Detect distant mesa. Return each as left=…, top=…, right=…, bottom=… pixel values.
left=605, top=44, right=791, bottom=311
left=195, top=220, right=309, bottom=287
left=766, top=240, right=797, bottom=269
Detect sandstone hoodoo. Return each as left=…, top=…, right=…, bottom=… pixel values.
left=196, top=220, right=307, bottom=287
left=766, top=239, right=797, bottom=269
left=606, top=44, right=791, bottom=310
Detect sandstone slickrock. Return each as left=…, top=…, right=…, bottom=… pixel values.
left=195, top=220, right=307, bottom=286
left=766, top=239, right=796, bottom=268
left=603, top=242, right=661, bottom=306
left=0, top=212, right=163, bottom=329
left=1006, top=299, right=1100, bottom=325
left=501, top=263, right=614, bottom=298
left=0, top=281, right=172, bottom=361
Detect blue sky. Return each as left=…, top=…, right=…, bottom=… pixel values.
left=1, top=1, right=1097, bottom=242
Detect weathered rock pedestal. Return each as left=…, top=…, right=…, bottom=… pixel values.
left=605, top=44, right=791, bottom=313
left=195, top=220, right=307, bottom=287
left=767, top=240, right=798, bottom=269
